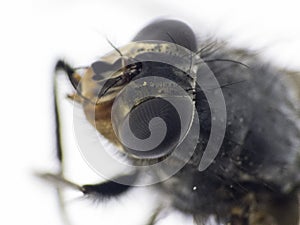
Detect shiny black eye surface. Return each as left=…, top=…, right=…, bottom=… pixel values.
left=132, top=19, right=197, bottom=51
left=124, top=96, right=181, bottom=158
left=111, top=60, right=196, bottom=160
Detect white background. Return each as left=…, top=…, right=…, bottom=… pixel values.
left=0, top=0, right=300, bottom=225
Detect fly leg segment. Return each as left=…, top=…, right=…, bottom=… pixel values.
left=37, top=59, right=137, bottom=224
left=38, top=172, right=137, bottom=199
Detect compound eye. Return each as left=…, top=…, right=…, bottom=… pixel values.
left=119, top=97, right=181, bottom=159
left=111, top=62, right=195, bottom=160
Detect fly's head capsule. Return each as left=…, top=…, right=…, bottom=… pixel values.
left=74, top=41, right=198, bottom=161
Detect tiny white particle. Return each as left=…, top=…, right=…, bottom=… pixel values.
left=192, top=186, right=197, bottom=191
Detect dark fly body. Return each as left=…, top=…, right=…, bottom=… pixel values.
left=40, top=19, right=300, bottom=225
